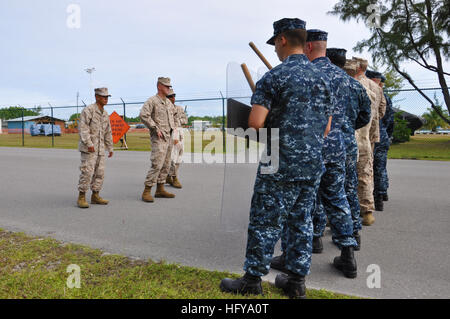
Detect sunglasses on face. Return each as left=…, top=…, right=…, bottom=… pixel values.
left=167, top=94, right=176, bottom=98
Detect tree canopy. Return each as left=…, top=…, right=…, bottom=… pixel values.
left=382, top=68, right=405, bottom=99
left=69, top=113, right=80, bottom=121
left=330, top=0, right=450, bottom=123
left=0, top=106, right=41, bottom=120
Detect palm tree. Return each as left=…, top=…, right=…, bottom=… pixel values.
left=422, top=97, right=450, bottom=132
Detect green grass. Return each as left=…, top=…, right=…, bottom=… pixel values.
left=5, top=132, right=447, bottom=161
left=0, top=229, right=357, bottom=299
left=388, top=135, right=450, bottom=161
left=0, top=131, right=251, bottom=154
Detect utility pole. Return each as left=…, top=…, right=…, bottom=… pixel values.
left=49, top=103, right=54, bottom=148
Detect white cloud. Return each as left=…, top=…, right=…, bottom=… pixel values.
left=0, top=0, right=447, bottom=113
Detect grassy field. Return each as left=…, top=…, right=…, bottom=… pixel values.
left=0, top=131, right=239, bottom=153
left=388, top=135, right=450, bottom=161
left=1, top=132, right=448, bottom=161
left=0, top=229, right=356, bottom=299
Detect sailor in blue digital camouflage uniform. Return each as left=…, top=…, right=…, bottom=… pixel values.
left=372, top=73, right=395, bottom=211
left=328, top=52, right=372, bottom=251
left=287, top=30, right=359, bottom=278
left=220, top=18, right=333, bottom=299
left=270, top=32, right=360, bottom=278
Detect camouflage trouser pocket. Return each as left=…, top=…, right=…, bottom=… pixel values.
left=250, top=179, right=284, bottom=227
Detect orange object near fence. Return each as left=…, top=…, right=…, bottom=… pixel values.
left=109, top=111, right=130, bottom=144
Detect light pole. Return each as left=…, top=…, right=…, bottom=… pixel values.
left=76, top=91, right=79, bottom=117
left=84, top=67, right=96, bottom=102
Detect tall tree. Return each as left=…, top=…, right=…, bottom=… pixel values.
left=69, top=113, right=81, bottom=121
left=330, top=0, right=450, bottom=124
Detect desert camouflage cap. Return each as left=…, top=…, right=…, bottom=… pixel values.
left=352, top=56, right=366, bottom=62
left=158, top=77, right=172, bottom=87
left=94, top=87, right=111, bottom=97
left=352, top=57, right=368, bottom=69
left=167, top=88, right=175, bottom=96
left=267, top=18, right=307, bottom=45
left=348, top=59, right=359, bottom=68
left=306, top=29, right=328, bottom=42
left=343, top=60, right=358, bottom=72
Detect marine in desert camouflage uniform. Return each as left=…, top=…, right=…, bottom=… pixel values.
left=352, top=58, right=385, bottom=226
left=140, top=77, right=176, bottom=202
left=341, top=59, right=372, bottom=250
left=166, top=89, right=188, bottom=189
left=77, top=88, right=114, bottom=208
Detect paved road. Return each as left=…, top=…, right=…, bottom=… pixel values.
left=0, top=147, right=449, bottom=298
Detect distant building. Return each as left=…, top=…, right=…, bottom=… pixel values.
left=6, top=116, right=66, bottom=134
left=192, top=120, right=211, bottom=131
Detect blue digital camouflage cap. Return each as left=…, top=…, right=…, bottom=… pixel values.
left=326, top=48, right=347, bottom=59
left=267, top=18, right=307, bottom=45
left=366, top=70, right=383, bottom=79
left=306, top=29, right=328, bottom=42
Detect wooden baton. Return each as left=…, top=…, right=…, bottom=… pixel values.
left=249, top=42, right=273, bottom=70
left=241, top=63, right=256, bottom=93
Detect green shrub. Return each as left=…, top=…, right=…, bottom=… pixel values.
left=393, top=111, right=411, bottom=144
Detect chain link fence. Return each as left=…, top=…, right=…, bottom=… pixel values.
left=387, top=87, right=449, bottom=134
left=0, top=88, right=448, bottom=150
left=0, top=95, right=230, bottom=150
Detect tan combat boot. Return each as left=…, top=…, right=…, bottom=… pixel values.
left=362, top=212, right=375, bottom=226
left=77, top=192, right=89, bottom=208
left=166, top=175, right=173, bottom=185
left=171, top=176, right=182, bottom=189
left=142, top=186, right=154, bottom=202
left=155, top=183, right=175, bottom=198
left=91, top=191, right=109, bottom=205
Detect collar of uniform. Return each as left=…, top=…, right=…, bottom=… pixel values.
left=284, top=53, right=309, bottom=64
left=94, top=103, right=105, bottom=115
left=311, top=56, right=330, bottom=64
left=155, top=94, right=169, bottom=105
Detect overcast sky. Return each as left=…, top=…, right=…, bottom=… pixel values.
left=0, top=0, right=448, bottom=117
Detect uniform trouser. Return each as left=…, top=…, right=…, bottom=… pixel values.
left=357, top=150, right=375, bottom=214
left=78, top=152, right=105, bottom=193
left=345, top=149, right=362, bottom=233
left=144, top=134, right=173, bottom=187
left=244, top=175, right=320, bottom=277
left=308, top=162, right=357, bottom=248
left=373, top=142, right=389, bottom=196
left=169, top=130, right=184, bottom=177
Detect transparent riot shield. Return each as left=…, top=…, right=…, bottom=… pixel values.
left=220, top=62, right=272, bottom=233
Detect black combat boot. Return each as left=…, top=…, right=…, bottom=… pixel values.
left=333, top=246, right=357, bottom=279
left=275, top=272, right=306, bottom=299
left=312, top=236, right=323, bottom=254
left=220, top=273, right=262, bottom=296
left=375, top=195, right=384, bottom=211
left=353, top=232, right=361, bottom=251
left=270, top=252, right=287, bottom=272
left=383, top=194, right=389, bottom=202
